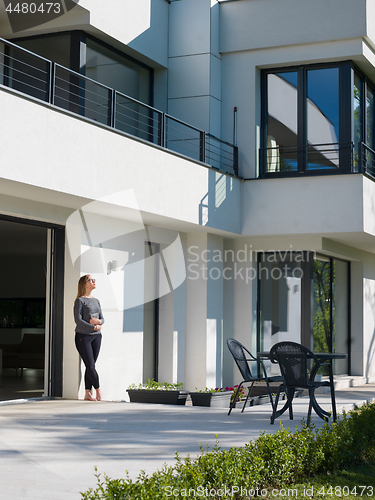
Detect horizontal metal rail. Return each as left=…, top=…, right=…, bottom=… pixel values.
left=0, top=37, right=238, bottom=176
left=362, top=143, right=375, bottom=178
left=259, top=142, right=353, bottom=175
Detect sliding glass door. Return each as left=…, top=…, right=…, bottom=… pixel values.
left=258, top=252, right=350, bottom=375
left=312, top=254, right=349, bottom=375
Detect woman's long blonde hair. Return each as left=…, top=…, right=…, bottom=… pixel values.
left=75, top=275, right=90, bottom=301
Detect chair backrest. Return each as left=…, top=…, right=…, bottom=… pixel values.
left=269, top=341, right=317, bottom=389
left=226, top=338, right=256, bottom=382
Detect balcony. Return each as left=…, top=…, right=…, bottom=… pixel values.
left=259, top=143, right=354, bottom=177
left=0, top=37, right=238, bottom=177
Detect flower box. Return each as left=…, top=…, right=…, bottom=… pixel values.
left=127, top=389, right=189, bottom=405
left=190, top=391, right=232, bottom=408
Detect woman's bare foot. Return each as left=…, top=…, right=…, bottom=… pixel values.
left=84, top=390, right=97, bottom=401
left=96, top=388, right=102, bottom=401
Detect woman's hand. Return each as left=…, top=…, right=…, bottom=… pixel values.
left=93, top=324, right=102, bottom=332
left=90, top=318, right=102, bottom=325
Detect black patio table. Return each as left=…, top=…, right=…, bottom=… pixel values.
left=257, top=351, right=348, bottom=422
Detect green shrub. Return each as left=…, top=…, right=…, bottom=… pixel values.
left=81, top=402, right=375, bottom=500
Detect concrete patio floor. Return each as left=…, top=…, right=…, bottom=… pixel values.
left=0, top=382, right=374, bottom=500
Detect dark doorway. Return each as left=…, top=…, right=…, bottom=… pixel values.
left=0, top=217, right=64, bottom=401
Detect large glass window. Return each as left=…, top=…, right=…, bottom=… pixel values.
left=306, top=67, right=339, bottom=170
left=258, top=252, right=303, bottom=376
left=353, top=72, right=362, bottom=173
left=15, top=34, right=71, bottom=67
left=11, top=32, right=154, bottom=136
left=258, top=252, right=349, bottom=376
left=312, top=255, right=349, bottom=375
left=86, top=38, right=151, bottom=105
left=364, top=81, right=375, bottom=174
left=262, top=62, right=357, bottom=177
left=266, top=71, right=298, bottom=172
left=351, top=70, right=375, bottom=176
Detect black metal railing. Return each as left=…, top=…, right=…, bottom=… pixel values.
left=0, top=37, right=238, bottom=176
left=259, top=143, right=353, bottom=175
left=361, top=143, right=375, bottom=178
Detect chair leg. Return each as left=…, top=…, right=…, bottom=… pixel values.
left=270, top=386, right=282, bottom=424
left=307, top=390, right=314, bottom=426
left=287, top=388, right=294, bottom=420
left=264, top=377, right=276, bottom=411
left=328, top=365, right=337, bottom=422
left=241, top=382, right=254, bottom=413
left=228, top=382, right=244, bottom=416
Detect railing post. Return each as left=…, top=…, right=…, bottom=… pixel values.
left=49, top=62, right=55, bottom=105
left=109, top=89, right=116, bottom=128
left=233, top=146, right=239, bottom=177
left=361, top=142, right=366, bottom=174
left=158, top=112, right=166, bottom=148
left=200, top=130, right=206, bottom=163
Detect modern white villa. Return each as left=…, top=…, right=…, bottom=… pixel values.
left=0, top=0, right=374, bottom=402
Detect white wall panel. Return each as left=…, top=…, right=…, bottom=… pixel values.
left=168, top=54, right=210, bottom=99
left=169, top=0, right=211, bottom=57
left=220, top=0, right=367, bottom=54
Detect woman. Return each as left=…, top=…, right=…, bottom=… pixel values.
left=73, top=274, right=104, bottom=401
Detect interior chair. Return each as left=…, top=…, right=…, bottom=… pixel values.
left=269, top=341, right=337, bottom=426
left=226, top=338, right=283, bottom=416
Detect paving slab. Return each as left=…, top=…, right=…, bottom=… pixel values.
left=0, top=383, right=374, bottom=500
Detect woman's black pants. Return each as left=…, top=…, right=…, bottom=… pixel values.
left=75, top=332, right=102, bottom=390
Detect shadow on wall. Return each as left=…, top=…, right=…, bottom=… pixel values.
left=125, top=0, right=168, bottom=64
left=199, top=170, right=241, bottom=233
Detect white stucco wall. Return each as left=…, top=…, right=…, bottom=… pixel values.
left=0, top=89, right=241, bottom=235
left=219, top=0, right=368, bottom=54
left=168, top=0, right=221, bottom=135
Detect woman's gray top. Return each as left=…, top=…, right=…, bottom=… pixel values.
left=74, top=297, right=105, bottom=334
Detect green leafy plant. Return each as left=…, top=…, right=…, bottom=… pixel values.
left=81, top=402, right=375, bottom=499
left=127, top=378, right=184, bottom=391
left=194, top=385, right=246, bottom=402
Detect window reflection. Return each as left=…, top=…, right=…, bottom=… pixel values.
left=266, top=72, right=298, bottom=172
left=258, top=253, right=302, bottom=376
left=366, top=85, right=375, bottom=172
left=86, top=39, right=151, bottom=105
left=353, top=72, right=362, bottom=173
left=313, top=255, right=349, bottom=376
left=307, top=68, right=339, bottom=170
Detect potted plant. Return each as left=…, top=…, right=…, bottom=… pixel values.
left=189, top=385, right=244, bottom=408
left=127, top=379, right=189, bottom=405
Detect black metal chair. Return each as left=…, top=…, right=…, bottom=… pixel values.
left=269, top=341, right=337, bottom=425
left=226, top=338, right=283, bottom=416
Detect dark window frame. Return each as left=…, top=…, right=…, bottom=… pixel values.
left=352, top=63, right=375, bottom=175
left=260, top=60, right=353, bottom=178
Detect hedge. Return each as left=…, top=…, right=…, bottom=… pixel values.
left=81, top=402, right=375, bottom=500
